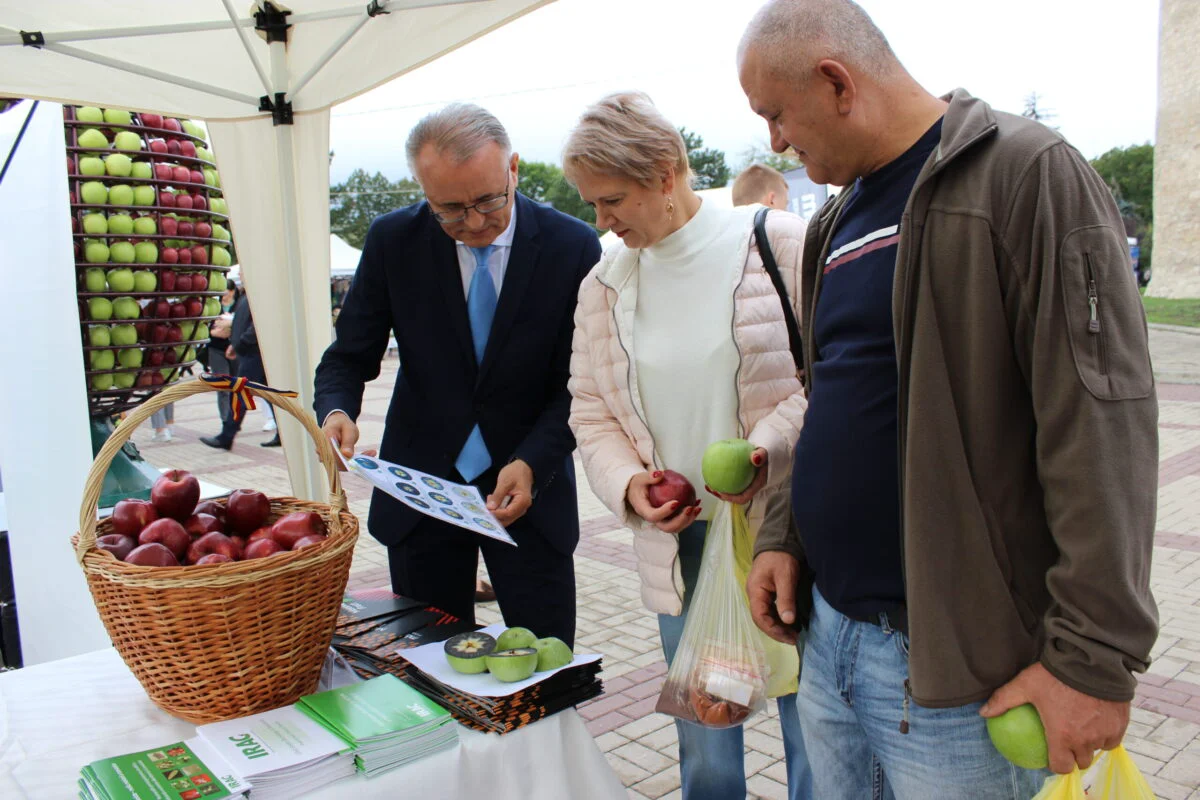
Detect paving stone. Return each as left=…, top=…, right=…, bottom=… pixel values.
left=631, top=767, right=681, bottom=799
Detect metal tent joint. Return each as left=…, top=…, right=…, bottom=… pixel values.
left=254, top=2, right=292, bottom=43
left=20, top=31, right=45, bottom=48
left=259, top=92, right=294, bottom=125
left=367, top=1, right=391, bottom=17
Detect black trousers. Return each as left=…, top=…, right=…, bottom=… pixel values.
left=386, top=469, right=576, bottom=647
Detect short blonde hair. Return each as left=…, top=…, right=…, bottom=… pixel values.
left=562, top=92, right=691, bottom=188
left=732, top=163, right=789, bottom=206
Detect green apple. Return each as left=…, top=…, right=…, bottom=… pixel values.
left=986, top=704, right=1048, bottom=770
left=210, top=197, right=228, bottom=215
left=106, top=267, right=135, bottom=292
left=107, top=214, right=134, bottom=235
left=203, top=168, right=217, bottom=187
left=495, top=627, right=537, bottom=651
left=173, top=345, right=186, bottom=360
left=84, top=268, right=107, bottom=292
left=134, top=242, right=158, bottom=264
left=132, top=185, right=156, bottom=206
left=108, top=241, right=135, bottom=264
left=212, top=171, right=221, bottom=188
left=76, top=106, right=104, bottom=124
left=195, top=322, right=210, bottom=340
left=196, top=147, right=212, bottom=162
left=209, top=272, right=227, bottom=292
left=112, top=131, right=142, bottom=152
left=117, top=348, right=143, bottom=368
left=180, top=321, right=196, bottom=340
left=89, top=349, right=115, bottom=370
left=82, top=213, right=108, bottom=235
left=183, top=346, right=196, bottom=362
left=211, top=223, right=231, bottom=241
left=182, top=120, right=205, bottom=137
left=112, top=372, right=136, bottom=389
left=80, top=181, right=108, bottom=205
left=84, top=240, right=110, bottom=263
left=90, top=373, right=114, bottom=391
left=88, top=325, right=111, bottom=346
left=132, top=216, right=156, bottom=236
left=203, top=297, right=221, bottom=316
left=131, top=161, right=153, bottom=180
left=87, top=297, right=113, bottom=321
left=133, top=270, right=157, bottom=292
left=485, top=648, right=539, bottom=682
left=702, top=439, right=757, bottom=495
left=443, top=631, right=497, bottom=674
left=108, top=184, right=134, bottom=206
left=103, top=108, right=132, bottom=126
left=533, top=637, right=574, bottom=672
left=111, top=324, right=138, bottom=346
left=76, top=128, right=109, bottom=151
left=105, top=153, right=132, bottom=177
left=211, top=246, right=232, bottom=267
left=78, top=156, right=105, bottom=176
left=161, top=368, right=176, bottom=383
left=112, top=297, right=140, bottom=320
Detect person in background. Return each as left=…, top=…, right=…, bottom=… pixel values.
left=731, top=162, right=790, bottom=210
left=200, top=290, right=279, bottom=449
left=564, top=92, right=812, bottom=800
left=205, top=284, right=239, bottom=426
left=737, top=1, right=1158, bottom=797
left=149, top=403, right=175, bottom=443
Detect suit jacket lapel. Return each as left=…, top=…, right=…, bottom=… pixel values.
left=478, top=194, right=539, bottom=386
left=429, top=220, right=476, bottom=372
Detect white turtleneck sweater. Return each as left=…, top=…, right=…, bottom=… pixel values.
left=633, top=199, right=744, bottom=516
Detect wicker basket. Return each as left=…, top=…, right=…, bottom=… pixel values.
left=74, top=378, right=359, bottom=723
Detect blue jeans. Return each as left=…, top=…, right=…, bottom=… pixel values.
left=798, top=586, right=1050, bottom=799
left=657, top=521, right=812, bottom=800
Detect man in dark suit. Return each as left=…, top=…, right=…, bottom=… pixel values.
left=201, top=291, right=280, bottom=449
left=314, top=104, right=600, bottom=646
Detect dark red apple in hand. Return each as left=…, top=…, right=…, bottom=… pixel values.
left=271, top=511, right=328, bottom=550
left=187, top=532, right=242, bottom=564
left=292, top=534, right=327, bottom=550
left=125, top=542, right=179, bottom=567
left=184, top=512, right=223, bottom=538
left=195, top=553, right=233, bottom=566
left=226, top=489, right=271, bottom=534
left=194, top=500, right=225, bottom=521
left=139, top=518, right=191, bottom=557
left=151, top=470, right=200, bottom=520
left=244, top=538, right=284, bottom=560
left=110, top=498, right=158, bottom=537
left=647, top=470, right=697, bottom=519
left=97, top=534, right=137, bottom=561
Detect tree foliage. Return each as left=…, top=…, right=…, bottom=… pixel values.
left=518, top=161, right=595, bottom=226
left=737, top=141, right=803, bottom=175
left=679, top=127, right=731, bottom=190
left=1090, top=143, right=1155, bottom=270
left=329, top=169, right=423, bottom=248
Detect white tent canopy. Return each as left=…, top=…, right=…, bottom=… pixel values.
left=0, top=0, right=552, bottom=501
left=331, top=233, right=362, bottom=278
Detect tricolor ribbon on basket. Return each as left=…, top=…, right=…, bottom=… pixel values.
left=200, top=374, right=298, bottom=421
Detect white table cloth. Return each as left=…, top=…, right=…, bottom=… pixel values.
left=0, top=647, right=625, bottom=799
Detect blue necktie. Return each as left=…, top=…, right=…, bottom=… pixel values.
left=455, top=245, right=497, bottom=481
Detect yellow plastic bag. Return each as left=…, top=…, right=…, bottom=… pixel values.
left=1031, top=745, right=1154, bottom=800
left=730, top=503, right=800, bottom=698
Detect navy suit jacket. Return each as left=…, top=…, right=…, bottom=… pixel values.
left=314, top=194, right=601, bottom=554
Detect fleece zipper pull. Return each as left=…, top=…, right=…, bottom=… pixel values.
left=1085, top=255, right=1101, bottom=334
left=900, top=679, right=912, bottom=734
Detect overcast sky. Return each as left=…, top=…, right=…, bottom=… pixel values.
left=328, top=0, right=1161, bottom=184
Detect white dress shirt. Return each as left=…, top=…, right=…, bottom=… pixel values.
left=457, top=200, right=517, bottom=297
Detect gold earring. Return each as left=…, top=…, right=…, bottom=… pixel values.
left=666, top=196, right=675, bottom=218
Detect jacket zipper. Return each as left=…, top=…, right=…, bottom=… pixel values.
left=731, top=235, right=751, bottom=439
left=1085, top=253, right=1108, bottom=375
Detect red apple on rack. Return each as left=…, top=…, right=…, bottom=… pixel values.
left=146, top=349, right=165, bottom=367
left=149, top=300, right=170, bottom=319
left=271, top=511, right=328, bottom=550
left=163, top=348, right=179, bottom=365
left=136, top=372, right=154, bottom=388
left=194, top=221, right=212, bottom=239
left=180, top=140, right=196, bottom=158
left=148, top=138, right=167, bottom=154
left=150, top=469, right=200, bottom=521
left=191, top=246, right=208, bottom=265
left=140, top=113, right=163, bottom=129
left=161, top=247, right=178, bottom=264
left=170, top=302, right=188, bottom=318
left=159, top=269, right=176, bottom=292
left=164, top=118, right=181, bottom=133
left=159, top=191, right=176, bottom=207
left=165, top=324, right=183, bottom=344
left=192, top=194, right=208, bottom=211
left=175, top=274, right=194, bottom=292
left=138, top=518, right=190, bottom=557
left=160, top=216, right=178, bottom=237
left=244, top=538, right=284, bottom=560
left=226, top=489, right=271, bottom=534
left=177, top=220, right=194, bottom=238
left=187, top=532, right=241, bottom=564
left=184, top=512, right=224, bottom=537
left=170, top=165, right=188, bottom=183
left=192, top=273, right=208, bottom=291
left=110, top=498, right=159, bottom=537
left=175, top=194, right=194, bottom=210
left=189, top=169, right=204, bottom=185
left=96, top=534, right=137, bottom=561
left=124, top=542, right=180, bottom=567
left=167, top=139, right=181, bottom=156
left=185, top=297, right=204, bottom=317
left=154, top=163, right=172, bottom=181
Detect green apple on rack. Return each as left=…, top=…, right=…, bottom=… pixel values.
left=76, top=107, right=104, bottom=124
left=111, top=324, right=138, bottom=346
left=87, top=297, right=113, bottom=321
left=80, top=181, right=108, bottom=205
left=132, top=216, right=156, bottom=236
left=105, top=153, right=133, bottom=177
left=133, top=270, right=157, bottom=292
left=103, top=108, right=132, bottom=126
left=84, top=240, right=110, bottom=263
left=112, top=131, right=142, bottom=152
left=107, top=214, right=134, bottom=235
left=109, top=242, right=135, bottom=264
left=84, top=268, right=108, bottom=292
left=131, top=161, right=153, bottom=180
left=112, top=372, right=136, bottom=389
left=82, top=213, right=108, bottom=235
left=132, top=185, right=156, bottom=206
left=106, top=267, right=135, bottom=292
left=108, top=184, right=135, bottom=206
left=112, top=297, right=141, bottom=320
left=89, top=349, right=115, bottom=370
left=78, top=156, right=105, bottom=177
left=134, top=242, right=158, bottom=264
left=76, top=128, right=109, bottom=151
left=88, top=325, right=111, bottom=347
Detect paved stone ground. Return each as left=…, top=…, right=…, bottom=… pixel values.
left=130, top=328, right=1200, bottom=799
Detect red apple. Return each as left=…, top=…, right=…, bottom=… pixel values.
left=170, top=302, right=188, bottom=318
left=180, top=140, right=196, bottom=158
left=194, top=500, right=226, bottom=521
left=175, top=194, right=194, bottom=210
left=166, top=139, right=181, bottom=156
left=192, top=274, right=209, bottom=291
left=175, top=274, right=193, bottom=292
left=194, top=221, right=212, bottom=239
left=150, top=300, right=171, bottom=319
left=136, top=372, right=154, bottom=388
left=154, top=163, right=172, bottom=181
left=160, top=269, right=177, bottom=292
left=148, top=138, right=167, bottom=153
left=165, top=324, right=183, bottom=343
left=125, top=542, right=180, bottom=567
left=163, top=348, right=179, bottom=365
left=177, top=221, right=195, bottom=239
left=145, top=349, right=164, bottom=367
left=97, top=534, right=137, bottom=561
left=270, top=511, right=328, bottom=550
left=150, top=323, right=169, bottom=343
left=189, top=169, right=204, bottom=185
left=177, top=246, right=192, bottom=264
left=191, top=246, right=208, bottom=265
left=140, top=113, right=163, bottom=129
left=195, top=553, right=233, bottom=566
left=171, top=165, right=189, bottom=183
left=185, top=297, right=204, bottom=317
left=159, top=191, right=176, bottom=207
left=229, top=534, right=247, bottom=552
left=68, top=155, right=76, bottom=174
left=192, top=194, right=208, bottom=211
left=244, top=538, right=284, bottom=560
left=150, top=373, right=165, bottom=386
left=226, top=489, right=271, bottom=534
left=161, top=247, right=179, bottom=264
left=150, top=469, right=199, bottom=521
left=187, top=532, right=241, bottom=564
left=160, top=216, right=178, bottom=236
left=110, top=498, right=158, bottom=537
left=164, top=118, right=181, bottom=133
left=247, top=526, right=276, bottom=544
left=647, top=470, right=697, bottom=519
left=292, top=534, right=327, bottom=550
left=138, top=518, right=190, bottom=557
left=184, top=512, right=224, bottom=537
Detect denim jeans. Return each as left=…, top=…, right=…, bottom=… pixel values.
left=657, top=521, right=812, bottom=800
left=797, top=586, right=1050, bottom=799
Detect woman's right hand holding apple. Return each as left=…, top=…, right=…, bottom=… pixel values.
left=627, top=471, right=701, bottom=534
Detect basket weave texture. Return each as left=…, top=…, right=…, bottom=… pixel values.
left=74, top=378, right=359, bottom=723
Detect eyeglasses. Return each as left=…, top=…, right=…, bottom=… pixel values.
left=430, top=175, right=511, bottom=224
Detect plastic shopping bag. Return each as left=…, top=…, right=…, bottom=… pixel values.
left=729, top=502, right=800, bottom=698
left=656, top=501, right=771, bottom=728
left=1031, top=745, right=1154, bottom=800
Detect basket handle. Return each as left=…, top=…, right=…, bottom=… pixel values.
left=76, top=377, right=347, bottom=562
